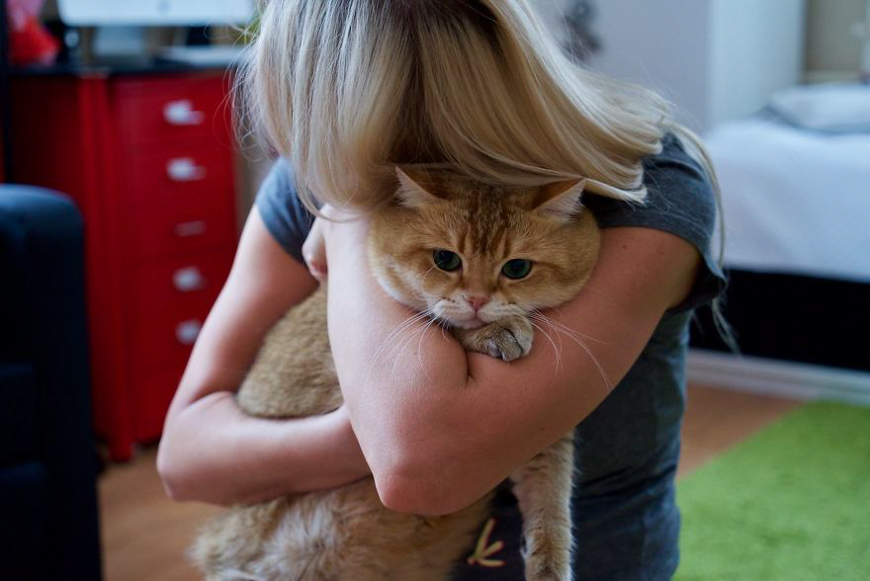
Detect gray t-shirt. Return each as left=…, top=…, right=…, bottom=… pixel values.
left=256, top=134, right=725, bottom=579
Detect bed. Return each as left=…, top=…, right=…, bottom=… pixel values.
left=687, top=85, right=870, bottom=399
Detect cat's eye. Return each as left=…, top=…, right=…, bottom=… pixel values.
left=433, top=249, right=462, bottom=272
left=502, top=259, right=532, bottom=280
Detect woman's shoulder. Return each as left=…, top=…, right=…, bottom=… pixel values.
left=585, top=134, right=716, bottom=245
left=584, top=133, right=725, bottom=312
left=255, top=158, right=314, bottom=264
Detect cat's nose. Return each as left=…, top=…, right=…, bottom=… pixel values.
left=465, top=296, right=490, bottom=312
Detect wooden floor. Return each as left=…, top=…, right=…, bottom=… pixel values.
left=98, top=384, right=800, bottom=581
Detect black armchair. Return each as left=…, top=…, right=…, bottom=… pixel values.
left=0, top=186, right=102, bottom=580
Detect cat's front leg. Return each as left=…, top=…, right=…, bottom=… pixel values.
left=452, top=315, right=534, bottom=362
left=511, top=433, right=575, bottom=581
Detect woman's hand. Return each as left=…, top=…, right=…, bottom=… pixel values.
left=302, top=214, right=329, bottom=283
left=302, top=205, right=367, bottom=282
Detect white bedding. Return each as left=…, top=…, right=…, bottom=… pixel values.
left=705, top=117, right=870, bottom=283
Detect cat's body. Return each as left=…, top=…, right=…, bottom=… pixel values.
left=193, top=169, right=600, bottom=581
left=194, top=287, right=493, bottom=581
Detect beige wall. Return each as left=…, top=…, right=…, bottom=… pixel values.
left=805, top=0, right=866, bottom=79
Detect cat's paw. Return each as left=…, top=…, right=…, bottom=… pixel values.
left=525, top=553, right=571, bottom=581
left=457, top=316, right=534, bottom=362
left=524, top=530, right=572, bottom=581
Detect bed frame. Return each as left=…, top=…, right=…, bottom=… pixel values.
left=689, top=269, right=870, bottom=404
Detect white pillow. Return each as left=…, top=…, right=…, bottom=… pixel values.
left=769, top=83, right=870, bottom=133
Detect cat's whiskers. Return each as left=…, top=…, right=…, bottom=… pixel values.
left=415, top=316, right=443, bottom=380
left=386, top=311, right=448, bottom=376
left=384, top=313, right=441, bottom=378
left=408, top=265, right=440, bottom=303
left=485, top=303, right=526, bottom=320
left=528, top=311, right=612, bottom=391
left=365, top=313, right=423, bottom=382
left=435, top=300, right=470, bottom=326
left=378, top=311, right=432, bottom=356
left=388, top=333, right=432, bottom=378
left=391, top=311, right=437, bottom=353
left=365, top=310, right=435, bottom=385
left=385, top=328, right=425, bottom=375
left=529, top=319, right=564, bottom=373
left=530, top=308, right=608, bottom=344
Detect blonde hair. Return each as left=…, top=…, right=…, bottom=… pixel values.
left=241, top=0, right=734, bottom=347
left=240, top=0, right=714, bottom=209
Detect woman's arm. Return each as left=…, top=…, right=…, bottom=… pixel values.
left=156, top=209, right=369, bottom=506
left=325, top=220, right=699, bottom=516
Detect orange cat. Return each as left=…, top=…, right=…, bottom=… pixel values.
left=193, top=168, right=600, bottom=580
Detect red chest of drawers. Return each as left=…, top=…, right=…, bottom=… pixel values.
left=9, top=69, right=239, bottom=461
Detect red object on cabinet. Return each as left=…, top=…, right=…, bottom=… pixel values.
left=9, top=70, right=238, bottom=461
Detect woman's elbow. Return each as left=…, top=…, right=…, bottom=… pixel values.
left=371, top=454, right=481, bottom=517
left=156, top=436, right=219, bottom=504
left=156, top=443, right=188, bottom=501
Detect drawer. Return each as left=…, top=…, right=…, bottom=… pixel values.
left=113, top=75, right=232, bottom=146
left=124, top=143, right=235, bottom=210
left=129, top=200, right=237, bottom=261
left=127, top=252, right=233, bottom=373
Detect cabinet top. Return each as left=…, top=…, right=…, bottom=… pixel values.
left=10, top=58, right=231, bottom=78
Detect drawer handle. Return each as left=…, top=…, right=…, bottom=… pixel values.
left=167, top=158, right=207, bottom=182
left=173, top=267, right=207, bottom=292
left=175, top=221, right=208, bottom=238
left=164, top=100, right=205, bottom=126
left=176, top=320, right=203, bottom=346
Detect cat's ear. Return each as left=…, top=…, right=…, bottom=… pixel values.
left=395, top=167, right=441, bottom=209
left=534, top=179, right=587, bottom=222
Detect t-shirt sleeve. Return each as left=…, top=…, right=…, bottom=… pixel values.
left=583, top=134, right=727, bottom=313
left=255, top=158, right=315, bottom=265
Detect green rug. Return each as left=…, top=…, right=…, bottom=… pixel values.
left=676, top=401, right=870, bottom=581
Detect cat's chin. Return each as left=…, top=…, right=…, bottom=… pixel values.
left=446, top=315, right=488, bottom=330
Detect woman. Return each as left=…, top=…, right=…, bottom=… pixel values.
left=157, top=1, right=725, bottom=578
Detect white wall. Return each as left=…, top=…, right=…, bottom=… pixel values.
left=587, top=0, right=713, bottom=129
left=709, top=0, right=806, bottom=124
left=535, top=0, right=806, bottom=131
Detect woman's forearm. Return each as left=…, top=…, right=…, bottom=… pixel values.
left=327, top=248, right=531, bottom=515
left=324, top=222, right=478, bottom=512
left=157, top=392, right=368, bottom=506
